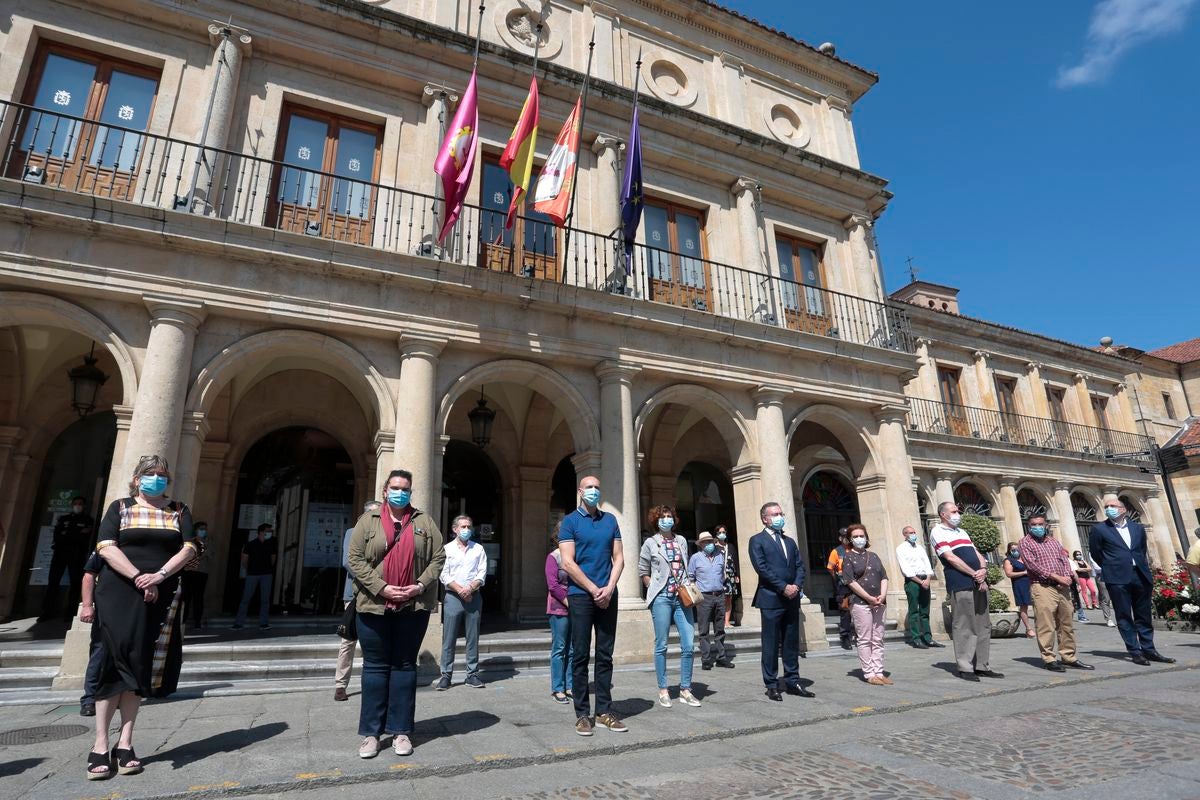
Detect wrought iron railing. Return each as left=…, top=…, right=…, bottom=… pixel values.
left=0, top=100, right=914, bottom=353
left=907, top=397, right=1155, bottom=464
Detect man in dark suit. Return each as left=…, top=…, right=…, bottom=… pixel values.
left=749, top=500, right=814, bottom=701
left=1088, top=495, right=1174, bottom=666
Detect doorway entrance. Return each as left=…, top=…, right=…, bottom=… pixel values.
left=440, top=440, right=504, bottom=619
left=224, top=427, right=355, bottom=615
left=802, top=471, right=858, bottom=611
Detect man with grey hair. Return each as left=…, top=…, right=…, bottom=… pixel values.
left=436, top=515, right=488, bottom=690
left=929, top=501, right=1001, bottom=681
left=335, top=500, right=382, bottom=701
left=1089, top=495, right=1174, bottom=665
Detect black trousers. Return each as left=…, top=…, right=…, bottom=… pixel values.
left=759, top=604, right=801, bottom=688
left=834, top=586, right=853, bottom=640
left=182, top=571, right=208, bottom=627
left=568, top=591, right=618, bottom=719
left=1107, top=578, right=1156, bottom=656
left=44, top=548, right=86, bottom=619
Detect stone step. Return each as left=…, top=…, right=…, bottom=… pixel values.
left=0, top=647, right=63, bottom=668
left=0, top=666, right=59, bottom=689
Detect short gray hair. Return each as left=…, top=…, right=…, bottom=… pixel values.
left=937, top=501, right=957, bottom=516
left=129, top=454, right=170, bottom=495
left=452, top=515, right=473, bottom=529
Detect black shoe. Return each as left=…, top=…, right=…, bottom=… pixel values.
left=911, top=640, right=928, bottom=649
left=1061, top=660, right=1095, bottom=670
left=973, top=670, right=1004, bottom=679
left=435, top=675, right=452, bottom=690
left=701, top=662, right=713, bottom=671
left=765, top=687, right=783, bottom=701
left=1044, top=661, right=1066, bottom=672
left=715, top=660, right=735, bottom=669
left=785, top=684, right=815, bottom=698
left=957, top=671, right=980, bottom=682
left=1131, top=654, right=1151, bottom=666
left=80, top=702, right=95, bottom=717
left=924, top=640, right=945, bottom=648
left=840, top=640, right=853, bottom=651
left=1144, top=652, right=1176, bottom=664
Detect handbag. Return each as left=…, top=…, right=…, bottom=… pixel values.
left=337, top=520, right=404, bottom=640
left=677, top=578, right=703, bottom=608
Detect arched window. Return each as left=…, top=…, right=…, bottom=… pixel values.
left=1017, top=488, right=1050, bottom=521
left=1071, top=492, right=1099, bottom=559
left=954, top=482, right=992, bottom=517
left=1118, top=495, right=1143, bottom=523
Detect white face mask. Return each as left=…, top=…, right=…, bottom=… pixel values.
left=851, top=536, right=867, bottom=549
left=948, top=513, right=962, bottom=527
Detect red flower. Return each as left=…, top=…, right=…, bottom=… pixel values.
left=1162, top=588, right=1177, bottom=598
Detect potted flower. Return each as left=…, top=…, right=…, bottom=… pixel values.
left=1154, top=561, right=1200, bottom=632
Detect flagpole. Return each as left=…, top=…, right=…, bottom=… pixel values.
left=559, top=28, right=595, bottom=284
left=619, top=48, right=643, bottom=283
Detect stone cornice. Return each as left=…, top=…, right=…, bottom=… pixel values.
left=144, top=296, right=206, bottom=329
left=591, top=133, right=625, bottom=156
left=399, top=333, right=448, bottom=358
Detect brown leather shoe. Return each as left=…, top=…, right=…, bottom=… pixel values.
left=334, top=687, right=348, bottom=702
left=867, top=676, right=888, bottom=685
left=879, top=676, right=894, bottom=685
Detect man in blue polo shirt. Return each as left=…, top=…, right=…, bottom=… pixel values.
left=558, top=475, right=627, bottom=737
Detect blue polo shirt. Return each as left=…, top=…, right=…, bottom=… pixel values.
left=558, top=506, right=621, bottom=596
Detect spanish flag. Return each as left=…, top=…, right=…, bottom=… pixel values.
left=499, top=76, right=539, bottom=230
left=531, top=97, right=581, bottom=227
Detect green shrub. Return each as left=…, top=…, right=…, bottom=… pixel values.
left=985, top=564, right=1004, bottom=587
left=960, top=513, right=1002, bottom=555
left=988, top=588, right=1010, bottom=613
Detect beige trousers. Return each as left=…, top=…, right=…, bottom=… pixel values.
left=1031, top=582, right=1076, bottom=664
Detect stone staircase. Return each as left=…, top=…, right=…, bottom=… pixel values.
left=0, top=614, right=908, bottom=704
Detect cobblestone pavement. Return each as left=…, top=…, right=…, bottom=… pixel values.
left=3, top=620, right=1200, bottom=800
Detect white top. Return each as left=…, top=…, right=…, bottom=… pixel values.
left=439, top=540, right=487, bottom=588
left=1114, top=519, right=1135, bottom=564
left=895, top=540, right=934, bottom=579
left=928, top=522, right=974, bottom=557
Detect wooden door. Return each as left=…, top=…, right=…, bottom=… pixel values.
left=995, top=377, right=1020, bottom=441
left=938, top=367, right=969, bottom=436
left=775, top=236, right=831, bottom=335
left=644, top=202, right=712, bottom=311
left=478, top=159, right=559, bottom=280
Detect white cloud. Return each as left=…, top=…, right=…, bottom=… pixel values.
left=1057, top=0, right=1197, bottom=88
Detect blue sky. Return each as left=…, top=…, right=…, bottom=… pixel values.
left=727, top=0, right=1199, bottom=351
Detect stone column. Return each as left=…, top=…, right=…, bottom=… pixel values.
left=1051, top=482, right=1083, bottom=556
left=586, top=0, right=618, bottom=82
left=716, top=52, right=748, bottom=126
left=0, top=453, right=31, bottom=616
left=1112, top=382, right=1139, bottom=433
left=997, top=477, right=1024, bottom=546
left=172, top=412, right=209, bottom=506
left=108, top=299, right=205, bottom=508
left=1145, top=488, right=1178, bottom=569
left=1072, top=373, right=1099, bottom=428
left=393, top=334, right=446, bottom=513
left=844, top=214, right=882, bottom=303
left=596, top=361, right=641, bottom=610
left=0, top=425, right=23, bottom=496
left=913, top=337, right=942, bottom=401
left=1023, top=362, right=1051, bottom=419
left=188, top=24, right=252, bottom=213
left=518, top=465, right=551, bottom=618
left=729, top=463, right=762, bottom=605
left=934, top=469, right=955, bottom=509
left=420, top=84, right=460, bottom=195
left=972, top=351, right=996, bottom=410
left=731, top=176, right=777, bottom=324
left=589, top=133, right=625, bottom=290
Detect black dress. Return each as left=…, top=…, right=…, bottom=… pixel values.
left=93, top=497, right=193, bottom=699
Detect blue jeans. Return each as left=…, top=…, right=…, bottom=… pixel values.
left=548, top=613, right=573, bottom=693
left=650, top=591, right=694, bottom=690
left=81, top=620, right=105, bottom=705
left=235, top=574, right=272, bottom=626
left=356, top=609, right=430, bottom=737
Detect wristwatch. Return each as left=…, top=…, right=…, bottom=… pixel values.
left=157, top=568, right=169, bottom=578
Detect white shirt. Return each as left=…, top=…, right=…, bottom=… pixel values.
left=439, top=540, right=487, bottom=588
left=1114, top=519, right=1135, bottom=565
left=895, top=540, right=934, bottom=579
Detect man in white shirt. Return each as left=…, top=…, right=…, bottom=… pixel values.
left=436, top=515, right=489, bottom=690
left=895, top=526, right=942, bottom=649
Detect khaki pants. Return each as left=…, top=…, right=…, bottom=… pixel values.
left=950, top=589, right=990, bottom=673
left=335, top=600, right=358, bottom=688
left=1031, top=582, right=1076, bottom=664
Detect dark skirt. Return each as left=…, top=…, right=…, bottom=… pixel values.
left=93, top=570, right=183, bottom=699
left=1011, top=576, right=1032, bottom=607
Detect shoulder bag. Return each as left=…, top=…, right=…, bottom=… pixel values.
left=337, top=521, right=403, bottom=641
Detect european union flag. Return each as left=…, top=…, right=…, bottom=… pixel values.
left=619, top=106, right=643, bottom=275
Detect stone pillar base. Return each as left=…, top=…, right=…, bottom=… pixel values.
left=800, top=600, right=829, bottom=652
left=52, top=605, right=90, bottom=691
left=613, top=607, right=655, bottom=666
left=417, top=608, right=444, bottom=677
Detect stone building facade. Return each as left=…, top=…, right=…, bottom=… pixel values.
left=0, top=0, right=1186, bottom=682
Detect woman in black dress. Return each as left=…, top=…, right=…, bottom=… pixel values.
left=87, top=455, right=197, bottom=780
left=1003, top=542, right=1035, bottom=638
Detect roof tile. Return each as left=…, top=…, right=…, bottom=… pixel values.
left=1147, top=337, right=1200, bottom=364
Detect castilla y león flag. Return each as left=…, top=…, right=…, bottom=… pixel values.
left=434, top=70, right=480, bottom=243
left=530, top=97, right=582, bottom=227
left=499, top=76, right=539, bottom=230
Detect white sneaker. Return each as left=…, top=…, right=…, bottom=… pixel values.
left=1107, top=619, right=1116, bottom=627
left=393, top=735, right=413, bottom=756
left=358, top=736, right=380, bottom=759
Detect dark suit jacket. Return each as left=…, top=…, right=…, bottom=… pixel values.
left=1088, top=518, right=1153, bottom=586
left=749, top=528, right=806, bottom=609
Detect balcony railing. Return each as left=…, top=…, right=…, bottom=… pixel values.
left=0, top=100, right=914, bottom=354
left=907, top=397, right=1155, bottom=465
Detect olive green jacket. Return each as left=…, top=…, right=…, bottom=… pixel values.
left=347, top=506, right=445, bottom=614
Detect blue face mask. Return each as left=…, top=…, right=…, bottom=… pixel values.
left=387, top=488, right=411, bottom=508
left=139, top=474, right=168, bottom=497
left=581, top=487, right=601, bottom=507
left=769, top=515, right=786, bottom=531
left=1030, top=526, right=1046, bottom=538
left=658, top=517, right=674, bottom=532
left=906, top=533, right=918, bottom=544
left=717, top=534, right=727, bottom=543
left=704, top=543, right=716, bottom=555
left=457, top=528, right=472, bottom=541
left=195, top=529, right=207, bottom=539
left=1105, top=506, right=1121, bottom=520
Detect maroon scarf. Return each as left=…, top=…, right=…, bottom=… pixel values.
left=379, top=503, right=416, bottom=608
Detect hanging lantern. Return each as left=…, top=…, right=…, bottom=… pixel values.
left=68, top=343, right=108, bottom=417
left=467, top=388, right=496, bottom=448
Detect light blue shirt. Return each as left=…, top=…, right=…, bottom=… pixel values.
left=687, top=549, right=726, bottom=593
left=342, top=527, right=354, bottom=603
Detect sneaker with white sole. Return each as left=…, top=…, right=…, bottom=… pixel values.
left=434, top=675, right=451, bottom=691
left=465, top=675, right=485, bottom=688
left=392, top=735, right=413, bottom=756
left=1107, top=619, right=1116, bottom=627
left=358, top=736, right=380, bottom=759
left=595, top=712, right=628, bottom=732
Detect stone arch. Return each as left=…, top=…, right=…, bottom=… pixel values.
left=1016, top=483, right=1057, bottom=521
left=952, top=477, right=999, bottom=517
left=439, top=359, right=600, bottom=454
left=185, top=330, right=393, bottom=432
left=0, top=291, right=137, bottom=405
left=1118, top=492, right=1148, bottom=523
left=636, top=384, right=755, bottom=467
left=786, top=403, right=881, bottom=480
left=1070, top=486, right=1104, bottom=519
left=224, top=408, right=372, bottom=497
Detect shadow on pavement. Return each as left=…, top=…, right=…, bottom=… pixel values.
left=414, top=710, right=500, bottom=742
left=0, top=757, right=46, bottom=778
left=929, top=661, right=959, bottom=675
left=1010, top=656, right=1049, bottom=668
left=150, top=721, right=290, bottom=769
left=609, top=697, right=655, bottom=719
left=1086, top=650, right=1137, bottom=660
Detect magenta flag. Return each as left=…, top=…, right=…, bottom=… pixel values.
left=434, top=70, right=480, bottom=243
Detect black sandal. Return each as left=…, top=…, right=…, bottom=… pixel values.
left=86, top=750, right=113, bottom=780
left=112, top=746, right=143, bottom=775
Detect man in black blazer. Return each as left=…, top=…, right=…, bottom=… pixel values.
left=1088, top=496, right=1175, bottom=665
left=749, top=500, right=814, bottom=700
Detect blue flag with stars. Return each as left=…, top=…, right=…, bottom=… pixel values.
left=619, top=105, right=643, bottom=274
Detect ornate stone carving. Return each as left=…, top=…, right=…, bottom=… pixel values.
left=421, top=83, right=459, bottom=107
left=642, top=55, right=698, bottom=108
left=764, top=102, right=811, bottom=148
left=494, top=1, right=563, bottom=59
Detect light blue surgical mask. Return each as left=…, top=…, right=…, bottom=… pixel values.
left=195, top=529, right=207, bottom=539
left=704, top=543, right=716, bottom=555
left=769, top=515, right=786, bottom=531
left=1105, top=506, right=1121, bottom=520
left=851, top=536, right=867, bottom=549
left=658, top=517, right=674, bottom=532
left=717, top=534, right=727, bottom=543
left=139, top=474, right=168, bottom=497
left=263, top=531, right=273, bottom=540
left=457, top=528, right=472, bottom=541
left=1030, top=526, right=1047, bottom=538
left=387, top=488, right=411, bottom=508
left=581, top=487, right=601, bottom=507
left=906, top=533, right=918, bottom=544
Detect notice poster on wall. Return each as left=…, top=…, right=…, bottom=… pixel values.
left=303, top=503, right=351, bottom=568
left=28, top=489, right=77, bottom=586
left=237, top=504, right=277, bottom=531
